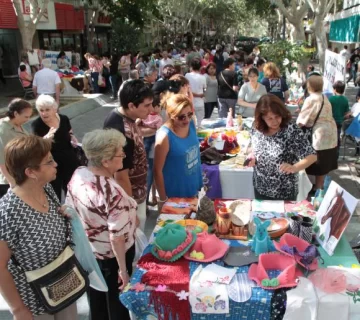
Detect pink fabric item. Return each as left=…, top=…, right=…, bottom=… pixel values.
left=308, top=269, right=347, bottom=293
left=273, top=233, right=319, bottom=270
left=183, top=233, right=229, bottom=262
left=141, top=113, right=163, bottom=130
left=248, top=253, right=303, bottom=289
left=155, top=231, right=193, bottom=260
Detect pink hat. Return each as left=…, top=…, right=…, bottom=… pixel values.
left=184, top=232, right=229, bottom=262
left=248, top=253, right=303, bottom=290
left=308, top=269, right=346, bottom=293
left=273, top=234, right=319, bottom=270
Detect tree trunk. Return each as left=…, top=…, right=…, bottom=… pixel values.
left=313, top=20, right=327, bottom=72
left=292, top=21, right=306, bottom=42
left=20, top=23, right=37, bottom=51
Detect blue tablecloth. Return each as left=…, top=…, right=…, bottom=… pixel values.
left=120, top=237, right=358, bottom=320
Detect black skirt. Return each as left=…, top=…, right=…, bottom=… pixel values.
left=306, top=147, right=338, bottom=176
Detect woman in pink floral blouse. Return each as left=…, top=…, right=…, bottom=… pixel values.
left=66, top=128, right=137, bottom=320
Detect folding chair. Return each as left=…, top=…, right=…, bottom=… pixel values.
left=19, top=78, right=35, bottom=100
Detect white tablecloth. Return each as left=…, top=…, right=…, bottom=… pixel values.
left=219, top=166, right=312, bottom=201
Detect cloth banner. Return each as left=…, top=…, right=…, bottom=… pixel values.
left=329, top=15, right=360, bottom=43
left=323, top=50, right=346, bottom=92
left=43, top=50, right=72, bottom=70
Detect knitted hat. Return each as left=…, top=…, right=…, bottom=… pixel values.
left=273, top=233, right=320, bottom=270
left=248, top=253, right=303, bottom=289
left=151, top=224, right=196, bottom=262
left=184, top=232, right=229, bottom=262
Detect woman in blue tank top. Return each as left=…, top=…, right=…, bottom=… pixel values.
left=154, top=93, right=203, bottom=205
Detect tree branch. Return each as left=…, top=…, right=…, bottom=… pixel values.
left=11, top=0, right=25, bottom=28
left=273, top=0, right=293, bottom=20
left=33, top=0, right=49, bottom=24
left=305, top=0, right=316, bottom=12
left=325, top=0, right=335, bottom=15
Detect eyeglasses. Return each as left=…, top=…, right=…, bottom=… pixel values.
left=176, top=112, right=194, bottom=121
left=113, top=153, right=126, bottom=159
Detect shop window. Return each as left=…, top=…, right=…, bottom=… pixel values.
left=49, top=33, right=62, bottom=51
left=63, top=33, right=75, bottom=51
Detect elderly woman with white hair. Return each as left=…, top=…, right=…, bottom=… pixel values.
left=31, top=94, right=79, bottom=200
left=65, top=128, right=137, bottom=320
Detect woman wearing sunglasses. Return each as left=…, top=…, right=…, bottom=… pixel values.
left=154, top=93, right=203, bottom=210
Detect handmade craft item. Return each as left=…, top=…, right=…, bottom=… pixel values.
left=308, top=268, right=347, bottom=293
left=175, top=219, right=208, bottom=234
left=273, top=233, right=322, bottom=270
left=227, top=273, right=256, bottom=302
left=251, top=217, right=275, bottom=255
left=196, top=263, right=237, bottom=285
left=184, top=233, right=229, bottom=263
left=161, top=198, right=198, bottom=214
left=151, top=224, right=196, bottom=262
left=229, top=200, right=251, bottom=226
left=138, top=253, right=191, bottom=320
left=248, top=253, right=303, bottom=289
left=196, top=195, right=216, bottom=225
left=216, top=207, right=232, bottom=235
left=223, top=246, right=259, bottom=267
left=189, top=265, right=230, bottom=314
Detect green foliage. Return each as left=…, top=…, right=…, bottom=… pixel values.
left=259, top=40, right=311, bottom=75
left=99, top=0, right=157, bottom=27
left=109, top=19, right=142, bottom=53
left=243, top=0, right=275, bottom=18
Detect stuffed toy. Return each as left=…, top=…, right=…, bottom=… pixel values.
left=251, top=217, right=275, bottom=256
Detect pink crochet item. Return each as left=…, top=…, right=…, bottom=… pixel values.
left=273, top=233, right=319, bottom=270
left=308, top=269, right=347, bottom=293
left=183, top=232, right=229, bottom=262
left=154, top=231, right=193, bottom=261
left=248, top=253, right=303, bottom=290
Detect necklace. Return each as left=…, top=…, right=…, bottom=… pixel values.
left=32, top=193, right=48, bottom=208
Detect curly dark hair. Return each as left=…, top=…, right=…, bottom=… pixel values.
left=254, top=94, right=292, bottom=133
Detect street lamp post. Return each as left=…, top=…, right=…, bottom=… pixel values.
left=83, top=1, right=90, bottom=52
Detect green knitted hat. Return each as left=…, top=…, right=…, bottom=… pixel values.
left=151, top=224, right=196, bottom=262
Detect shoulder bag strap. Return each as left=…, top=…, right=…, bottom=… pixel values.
left=311, top=95, right=325, bottom=129
left=220, top=72, right=234, bottom=92
left=44, top=188, right=72, bottom=245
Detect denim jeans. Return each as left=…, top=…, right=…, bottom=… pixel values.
left=218, top=98, right=236, bottom=118
left=204, top=101, right=217, bottom=118
left=109, top=74, right=118, bottom=98
left=144, top=135, right=155, bottom=201
left=91, top=72, right=99, bottom=93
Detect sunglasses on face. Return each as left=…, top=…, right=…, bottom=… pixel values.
left=176, top=112, right=194, bottom=121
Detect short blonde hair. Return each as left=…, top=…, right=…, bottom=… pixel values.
left=307, top=75, right=323, bottom=93
left=161, top=93, right=192, bottom=119
left=35, top=94, right=58, bottom=111
left=263, top=62, right=281, bottom=78
left=82, top=129, right=126, bottom=167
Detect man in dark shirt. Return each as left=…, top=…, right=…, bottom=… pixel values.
left=347, top=49, right=360, bottom=86
left=103, top=80, right=154, bottom=231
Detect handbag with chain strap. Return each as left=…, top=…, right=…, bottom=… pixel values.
left=11, top=190, right=89, bottom=314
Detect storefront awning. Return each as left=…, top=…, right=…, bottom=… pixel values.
left=329, top=15, right=360, bottom=43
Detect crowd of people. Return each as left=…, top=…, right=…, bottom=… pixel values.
left=0, top=42, right=359, bottom=320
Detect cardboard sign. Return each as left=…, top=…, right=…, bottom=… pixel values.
left=324, top=49, right=346, bottom=89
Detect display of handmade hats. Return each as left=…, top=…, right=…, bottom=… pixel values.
left=184, top=232, right=229, bottom=262
left=151, top=224, right=197, bottom=262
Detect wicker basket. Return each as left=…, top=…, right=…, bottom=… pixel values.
left=175, top=219, right=208, bottom=233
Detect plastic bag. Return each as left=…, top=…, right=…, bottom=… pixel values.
left=65, top=206, right=108, bottom=292
left=134, top=228, right=148, bottom=262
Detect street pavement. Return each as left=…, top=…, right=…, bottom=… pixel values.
left=0, top=83, right=360, bottom=318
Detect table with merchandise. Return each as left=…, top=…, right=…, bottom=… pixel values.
left=198, top=124, right=312, bottom=201
left=120, top=191, right=360, bottom=320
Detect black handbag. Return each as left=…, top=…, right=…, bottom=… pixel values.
left=302, top=95, right=324, bottom=144
left=74, top=145, right=88, bottom=166
left=11, top=191, right=89, bottom=314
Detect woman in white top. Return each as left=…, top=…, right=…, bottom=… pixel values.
left=237, top=67, right=267, bottom=118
